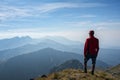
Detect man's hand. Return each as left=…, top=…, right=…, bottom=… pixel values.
left=84, top=53, right=87, bottom=58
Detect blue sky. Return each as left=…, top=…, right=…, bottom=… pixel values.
left=0, top=0, right=120, bottom=48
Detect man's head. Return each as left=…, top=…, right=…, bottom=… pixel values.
left=89, top=30, right=94, bottom=37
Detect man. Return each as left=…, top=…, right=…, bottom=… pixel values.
left=84, top=30, right=99, bottom=75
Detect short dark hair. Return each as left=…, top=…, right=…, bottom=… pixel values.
left=89, top=30, right=94, bottom=35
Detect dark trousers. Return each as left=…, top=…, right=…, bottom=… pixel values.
left=84, top=53, right=97, bottom=75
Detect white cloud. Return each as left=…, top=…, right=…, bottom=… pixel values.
left=61, top=21, right=120, bottom=48
left=78, top=15, right=96, bottom=18
left=0, top=2, right=106, bottom=21
left=36, top=3, right=79, bottom=13
left=0, top=24, right=10, bottom=27
left=0, top=26, right=120, bottom=48
left=0, top=5, right=31, bottom=21
left=0, top=28, right=86, bottom=43
left=78, top=3, right=106, bottom=7
left=64, top=21, right=93, bottom=28
left=33, top=2, right=106, bottom=13
left=96, top=29, right=120, bottom=48
left=94, top=22, right=120, bottom=28
left=64, top=21, right=120, bottom=29
left=0, top=3, right=78, bottom=21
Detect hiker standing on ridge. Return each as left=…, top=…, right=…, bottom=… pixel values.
left=84, top=30, right=99, bottom=75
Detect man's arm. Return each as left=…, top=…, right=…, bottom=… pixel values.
left=96, top=39, right=99, bottom=55
left=84, top=39, right=88, bottom=57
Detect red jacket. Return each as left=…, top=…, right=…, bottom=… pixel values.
left=84, top=36, right=99, bottom=57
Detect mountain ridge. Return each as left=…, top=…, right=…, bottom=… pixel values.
left=0, top=36, right=119, bottom=66
left=50, top=59, right=83, bottom=73
left=0, top=36, right=32, bottom=50
left=0, top=48, right=110, bottom=80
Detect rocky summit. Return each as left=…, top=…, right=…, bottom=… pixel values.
left=35, top=69, right=118, bottom=80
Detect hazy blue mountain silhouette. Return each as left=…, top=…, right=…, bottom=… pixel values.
left=98, top=48, right=120, bottom=65
left=43, top=36, right=83, bottom=45
left=0, top=36, right=83, bottom=50
left=0, top=36, right=119, bottom=66
left=0, top=36, right=32, bottom=50
left=0, top=48, right=109, bottom=80
left=50, top=59, right=83, bottom=73
left=0, top=48, right=82, bottom=80
left=0, top=38, right=82, bottom=62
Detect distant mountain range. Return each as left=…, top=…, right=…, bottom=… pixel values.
left=0, top=37, right=82, bottom=62
left=0, top=48, right=109, bottom=80
left=0, top=36, right=119, bottom=80
left=98, top=49, right=120, bottom=66
left=0, top=48, right=81, bottom=80
left=0, top=36, right=82, bottom=51
left=0, top=36, right=119, bottom=66
left=0, top=36, right=32, bottom=50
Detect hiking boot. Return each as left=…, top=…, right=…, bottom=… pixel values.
left=84, top=68, right=87, bottom=73
left=91, top=71, right=94, bottom=75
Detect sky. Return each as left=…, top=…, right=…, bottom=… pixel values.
left=0, top=0, right=120, bottom=48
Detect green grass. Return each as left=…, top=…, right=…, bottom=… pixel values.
left=106, top=64, right=120, bottom=79
left=35, top=69, right=118, bottom=80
